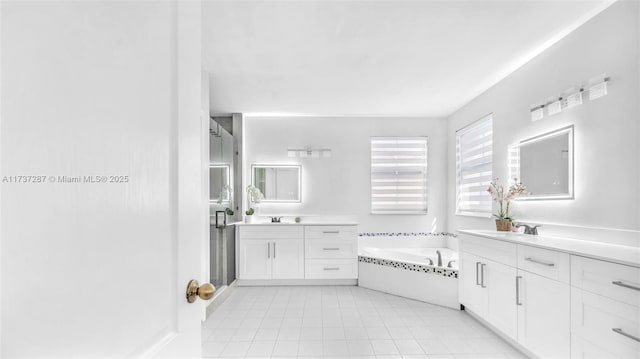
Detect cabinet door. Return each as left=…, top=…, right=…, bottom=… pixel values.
left=239, top=240, right=272, bottom=279
left=460, top=251, right=485, bottom=315
left=517, top=270, right=570, bottom=358
left=571, top=287, right=640, bottom=359
left=484, top=258, right=518, bottom=340
left=272, top=239, right=304, bottom=279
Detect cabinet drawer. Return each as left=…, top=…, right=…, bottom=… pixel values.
left=572, top=255, right=640, bottom=307
left=305, top=239, right=356, bottom=259
left=304, top=226, right=357, bottom=240
left=517, top=245, right=570, bottom=283
left=305, top=259, right=357, bottom=279
left=571, top=287, right=640, bottom=358
left=459, top=234, right=517, bottom=267
left=239, top=225, right=303, bottom=239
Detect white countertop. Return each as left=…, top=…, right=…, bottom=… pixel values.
left=458, top=229, right=640, bottom=268
left=234, top=221, right=359, bottom=226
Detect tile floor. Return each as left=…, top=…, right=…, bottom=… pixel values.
left=202, top=286, right=526, bottom=359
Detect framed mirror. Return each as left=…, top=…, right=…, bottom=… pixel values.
left=252, top=165, right=301, bottom=202
left=511, top=126, right=574, bottom=200
left=209, top=164, right=230, bottom=202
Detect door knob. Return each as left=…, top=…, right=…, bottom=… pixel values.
left=186, top=279, right=215, bottom=303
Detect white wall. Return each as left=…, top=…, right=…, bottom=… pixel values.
left=244, top=117, right=448, bottom=233
left=447, top=1, right=640, bottom=246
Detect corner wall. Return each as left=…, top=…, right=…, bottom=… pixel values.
left=446, top=1, right=640, bottom=246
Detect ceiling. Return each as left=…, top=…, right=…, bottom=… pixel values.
left=202, top=0, right=614, bottom=118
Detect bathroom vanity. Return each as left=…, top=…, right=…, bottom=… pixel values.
left=236, top=222, right=359, bottom=285
left=458, top=230, right=640, bottom=359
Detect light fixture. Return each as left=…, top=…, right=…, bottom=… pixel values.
left=531, top=105, right=544, bottom=122
left=287, top=147, right=332, bottom=158
left=547, top=98, right=563, bottom=116
left=589, top=77, right=609, bottom=100
left=566, top=90, right=583, bottom=108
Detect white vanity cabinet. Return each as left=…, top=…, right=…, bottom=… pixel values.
left=459, top=235, right=518, bottom=340
left=459, top=230, right=640, bottom=359
left=304, top=225, right=358, bottom=279
left=459, top=233, right=571, bottom=358
left=570, top=256, right=640, bottom=358
left=237, top=223, right=358, bottom=284
left=238, top=225, right=304, bottom=280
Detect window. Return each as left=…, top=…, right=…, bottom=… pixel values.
left=370, top=137, right=428, bottom=214
left=456, top=114, right=493, bottom=217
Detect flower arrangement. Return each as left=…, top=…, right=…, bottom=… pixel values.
left=245, top=185, right=264, bottom=216
left=216, top=185, right=234, bottom=216
left=487, top=178, right=527, bottom=230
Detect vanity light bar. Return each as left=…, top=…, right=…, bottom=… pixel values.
left=530, top=76, right=609, bottom=121
left=287, top=147, right=331, bottom=158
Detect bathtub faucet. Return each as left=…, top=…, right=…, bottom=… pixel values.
left=436, top=250, right=442, bottom=267
left=447, top=260, right=456, bottom=268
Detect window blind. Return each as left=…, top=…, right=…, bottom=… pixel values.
left=370, top=137, right=427, bottom=214
left=456, top=115, right=493, bottom=217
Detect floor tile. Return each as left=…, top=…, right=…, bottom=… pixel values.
left=393, top=339, right=424, bottom=355
left=346, top=340, right=375, bottom=356
left=219, top=341, right=250, bottom=357
left=271, top=341, right=298, bottom=357
left=323, top=340, right=349, bottom=356
left=202, top=286, right=525, bottom=359
left=202, top=341, right=226, bottom=358
left=298, top=340, right=323, bottom=356
left=370, top=339, right=399, bottom=355
left=323, top=327, right=346, bottom=340
left=254, top=328, right=279, bottom=341
left=246, top=341, right=275, bottom=357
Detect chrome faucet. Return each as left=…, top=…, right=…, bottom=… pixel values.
left=447, top=260, right=457, bottom=268
left=514, top=223, right=541, bottom=235
left=436, top=250, right=442, bottom=267
left=427, top=258, right=434, bottom=266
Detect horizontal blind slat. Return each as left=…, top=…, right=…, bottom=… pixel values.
left=456, top=115, right=493, bottom=216
left=371, top=137, right=427, bottom=214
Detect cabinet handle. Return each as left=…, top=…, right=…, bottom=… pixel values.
left=516, top=276, right=523, bottom=306
left=323, top=247, right=340, bottom=250
left=612, top=280, right=640, bottom=292
left=273, top=242, right=276, bottom=258
left=476, top=262, right=481, bottom=286
left=323, top=267, right=340, bottom=271
left=480, top=263, right=486, bottom=288
left=524, top=257, right=555, bottom=267
left=267, top=242, right=270, bottom=259
left=612, top=328, right=640, bottom=343
left=322, top=231, right=340, bottom=234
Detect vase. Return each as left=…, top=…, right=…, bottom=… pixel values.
left=245, top=215, right=254, bottom=223
left=495, top=219, right=512, bottom=232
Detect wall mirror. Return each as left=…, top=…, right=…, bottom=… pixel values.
left=209, top=164, right=230, bottom=202
left=252, top=165, right=301, bottom=202
left=511, top=126, right=574, bottom=200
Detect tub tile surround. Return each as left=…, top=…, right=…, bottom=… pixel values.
left=358, top=256, right=458, bottom=278
left=202, top=286, right=526, bottom=359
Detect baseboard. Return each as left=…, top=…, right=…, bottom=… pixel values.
left=206, top=280, right=237, bottom=318
left=237, top=278, right=358, bottom=286
left=463, top=307, right=534, bottom=358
